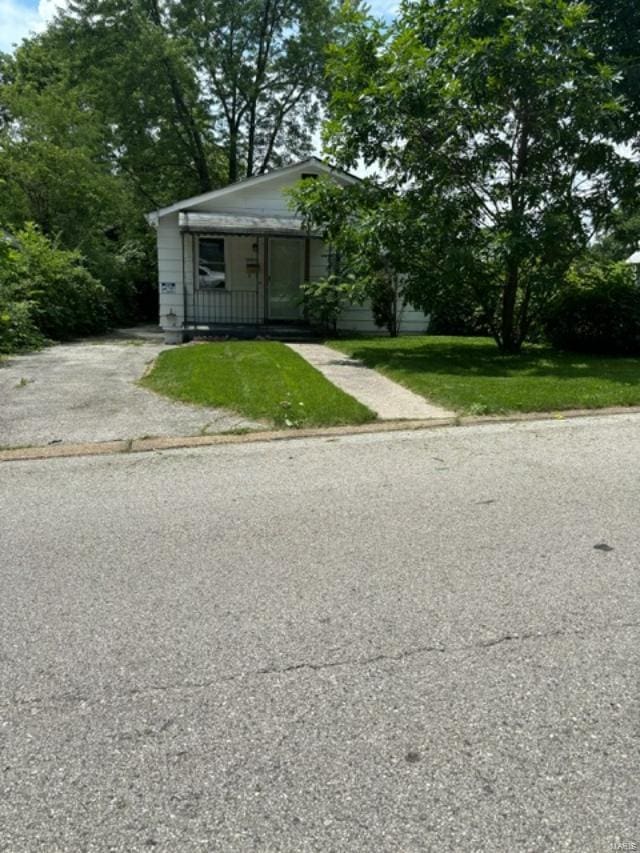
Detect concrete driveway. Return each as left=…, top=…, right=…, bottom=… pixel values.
left=0, top=332, right=258, bottom=448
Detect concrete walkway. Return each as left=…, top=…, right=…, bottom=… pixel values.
left=287, top=342, right=454, bottom=420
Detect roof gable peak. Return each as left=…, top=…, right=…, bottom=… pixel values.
left=147, top=157, right=357, bottom=224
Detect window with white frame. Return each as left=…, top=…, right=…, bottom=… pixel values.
left=198, top=237, right=226, bottom=289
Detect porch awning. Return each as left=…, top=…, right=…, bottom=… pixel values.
left=179, top=211, right=318, bottom=237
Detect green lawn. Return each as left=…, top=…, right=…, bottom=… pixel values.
left=141, top=341, right=375, bottom=428
left=329, top=336, right=640, bottom=415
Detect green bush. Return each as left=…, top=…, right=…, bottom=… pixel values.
left=543, top=260, right=640, bottom=355
left=427, top=291, right=494, bottom=337
left=0, top=224, right=108, bottom=345
left=0, top=297, right=45, bottom=353
left=300, top=276, right=351, bottom=331
left=95, top=236, right=158, bottom=326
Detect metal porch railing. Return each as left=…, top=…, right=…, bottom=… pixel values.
left=186, top=289, right=259, bottom=326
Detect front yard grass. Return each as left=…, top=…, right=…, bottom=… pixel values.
left=329, top=336, right=640, bottom=415
left=141, top=341, right=375, bottom=427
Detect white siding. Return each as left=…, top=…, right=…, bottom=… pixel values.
left=189, top=172, right=314, bottom=217
left=157, top=212, right=184, bottom=325
left=337, top=302, right=429, bottom=336
left=227, top=236, right=261, bottom=292
left=399, top=306, right=431, bottom=335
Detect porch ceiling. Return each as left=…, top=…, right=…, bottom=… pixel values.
left=178, top=212, right=319, bottom=237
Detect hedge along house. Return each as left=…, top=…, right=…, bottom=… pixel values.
left=146, top=158, right=429, bottom=343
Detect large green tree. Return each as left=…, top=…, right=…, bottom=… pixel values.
left=0, top=47, right=156, bottom=322
left=28, top=0, right=224, bottom=203
left=322, top=0, right=635, bottom=352
left=0, top=10, right=203, bottom=325
left=172, top=0, right=339, bottom=182
left=589, top=0, right=640, bottom=138
left=57, top=0, right=339, bottom=187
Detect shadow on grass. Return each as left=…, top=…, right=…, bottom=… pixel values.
left=343, top=338, right=640, bottom=387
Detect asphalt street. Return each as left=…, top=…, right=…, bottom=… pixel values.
left=1, top=415, right=639, bottom=852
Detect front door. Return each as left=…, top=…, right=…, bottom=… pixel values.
left=268, top=238, right=303, bottom=321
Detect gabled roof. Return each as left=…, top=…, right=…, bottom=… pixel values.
left=146, top=157, right=358, bottom=224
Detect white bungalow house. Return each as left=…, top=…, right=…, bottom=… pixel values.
left=146, top=157, right=429, bottom=343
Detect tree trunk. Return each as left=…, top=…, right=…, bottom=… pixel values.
left=228, top=126, right=239, bottom=183
left=145, top=0, right=211, bottom=193
left=165, top=68, right=212, bottom=192
left=498, top=105, right=530, bottom=354
left=246, top=103, right=257, bottom=177
left=500, top=262, right=521, bottom=353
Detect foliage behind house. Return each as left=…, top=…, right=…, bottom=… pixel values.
left=0, top=224, right=107, bottom=352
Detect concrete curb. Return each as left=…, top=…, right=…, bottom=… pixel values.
left=2, top=405, right=640, bottom=463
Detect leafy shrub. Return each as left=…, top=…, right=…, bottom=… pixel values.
left=300, top=276, right=352, bottom=331
left=543, top=260, right=640, bottom=355
left=0, top=224, right=108, bottom=345
left=0, top=297, right=44, bottom=353
left=97, top=236, right=158, bottom=325
left=427, top=284, right=494, bottom=337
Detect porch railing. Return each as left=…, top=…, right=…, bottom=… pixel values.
left=187, top=289, right=259, bottom=325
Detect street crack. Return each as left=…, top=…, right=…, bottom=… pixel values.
left=4, top=621, right=640, bottom=713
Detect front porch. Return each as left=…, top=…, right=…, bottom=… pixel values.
left=163, top=211, right=326, bottom=341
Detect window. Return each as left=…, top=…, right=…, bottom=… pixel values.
left=301, top=172, right=319, bottom=181
left=198, top=237, right=226, bottom=289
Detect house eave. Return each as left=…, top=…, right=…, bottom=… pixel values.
left=178, top=211, right=320, bottom=238
left=147, top=157, right=359, bottom=222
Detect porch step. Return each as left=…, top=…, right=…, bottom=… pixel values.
left=188, top=323, right=319, bottom=342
